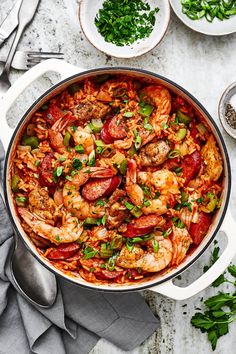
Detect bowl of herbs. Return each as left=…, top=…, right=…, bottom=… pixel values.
left=169, top=0, right=236, bottom=36
left=79, top=0, right=170, bottom=58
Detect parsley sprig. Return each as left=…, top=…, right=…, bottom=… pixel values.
left=94, top=0, right=159, bottom=47
left=191, top=244, right=236, bottom=350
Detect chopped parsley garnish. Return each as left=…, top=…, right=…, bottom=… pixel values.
left=94, top=199, right=105, bottom=207
left=154, top=191, right=160, bottom=199
left=197, top=197, right=204, bottom=204
left=94, top=0, right=160, bottom=47
left=172, top=217, right=185, bottom=229
left=55, top=235, right=61, bottom=242
left=72, top=158, right=83, bottom=170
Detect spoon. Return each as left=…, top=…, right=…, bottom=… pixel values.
left=0, top=182, right=57, bottom=307
left=11, top=235, right=57, bottom=308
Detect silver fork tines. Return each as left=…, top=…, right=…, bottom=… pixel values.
left=0, top=50, right=64, bottom=70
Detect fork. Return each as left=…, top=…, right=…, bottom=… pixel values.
left=0, top=51, right=64, bottom=70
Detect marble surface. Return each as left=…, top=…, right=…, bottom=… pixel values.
left=1, top=1, right=236, bottom=353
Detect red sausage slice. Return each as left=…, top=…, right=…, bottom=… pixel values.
left=47, top=242, right=80, bottom=260
left=82, top=175, right=121, bottom=201
left=100, top=119, right=114, bottom=144
left=108, top=116, right=127, bottom=139
left=43, top=103, right=63, bottom=125
left=189, top=212, right=211, bottom=245
left=95, top=270, right=124, bottom=280
left=181, top=151, right=202, bottom=185
left=39, top=153, right=56, bottom=187
left=123, top=215, right=163, bottom=238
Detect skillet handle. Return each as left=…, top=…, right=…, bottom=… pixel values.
left=0, top=59, right=84, bottom=152
left=149, top=209, right=236, bottom=300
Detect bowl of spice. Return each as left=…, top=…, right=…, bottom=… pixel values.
left=79, top=0, right=170, bottom=58
left=219, top=82, right=236, bottom=139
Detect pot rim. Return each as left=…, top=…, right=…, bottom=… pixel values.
left=3, top=66, right=231, bottom=292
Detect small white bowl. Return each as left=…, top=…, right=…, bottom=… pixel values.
left=79, top=0, right=170, bottom=58
left=219, top=82, right=236, bottom=140
left=170, top=0, right=236, bottom=36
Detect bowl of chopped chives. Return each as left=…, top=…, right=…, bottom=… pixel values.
left=79, top=0, right=170, bottom=58
left=169, top=0, right=236, bottom=36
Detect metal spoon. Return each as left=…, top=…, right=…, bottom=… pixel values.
left=0, top=183, right=57, bottom=307
left=11, top=235, right=57, bottom=308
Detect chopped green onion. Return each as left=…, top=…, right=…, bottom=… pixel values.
left=22, top=135, right=39, bottom=149
left=139, top=103, right=153, bottom=117
left=100, top=243, right=113, bottom=258
left=126, top=240, right=134, bottom=252
left=15, top=196, right=27, bottom=206
left=176, top=110, right=192, bottom=125
left=35, top=160, right=41, bottom=167
left=55, top=235, right=61, bottom=242
left=94, top=199, right=105, bottom=207
left=176, top=128, right=187, bottom=141
left=59, top=157, right=66, bottom=162
left=154, top=191, right=161, bottom=199
left=162, top=123, right=169, bottom=130
left=87, top=150, right=96, bottom=167
left=168, top=149, right=180, bottom=159
left=88, top=118, right=103, bottom=133
left=123, top=111, right=134, bottom=118
left=163, top=228, right=172, bottom=238
left=128, top=144, right=137, bottom=157
left=63, top=131, right=71, bottom=147
left=134, top=129, right=142, bottom=149
left=152, top=239, right=159, bottom=253
left=41, top=104, right=48, bottom=110
left=11, top=174, right=20, bottom=192
left=118, top=159, right=128, bottom=175
left=130, top=206, right=143, bottom=218
left=124, top=201, right=134, bottom=210
left=55, top=166, right=63, bottom=177
left=83, top=247, right=98, bottom=259
left=75, top=144, right=85, bottom=153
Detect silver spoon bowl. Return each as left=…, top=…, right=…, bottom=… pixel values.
left=11, top=235, right=57, bottom=308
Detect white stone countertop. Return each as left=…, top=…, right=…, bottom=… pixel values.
left=1, top=1, right=236, bottom=353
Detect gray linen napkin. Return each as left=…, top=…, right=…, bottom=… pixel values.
left=0, top=144, right=160, bottom=354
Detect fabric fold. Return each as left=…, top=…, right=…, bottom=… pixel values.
left=0, top=143, right=160, bottom=354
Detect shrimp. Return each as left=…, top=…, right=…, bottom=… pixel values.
left=125, top=159, right=177, bottom=215
left=116, top=234, right=173, bottom=272
left=63, top=167, right=115, bottom=219
left=70, top=127, right=94, bottom=155
left=201, top=134, right=223, bottom=181
left=139, top=85, right=171, bottom=136
left=28, top=188, right=56, bottom=220
left=138, top=170, right=180, bottom=195
left=48, top=112, right=78, bottom=153
left=18, top=207, right=83, bottom=244
left=170, top=226, right=192, bottom=266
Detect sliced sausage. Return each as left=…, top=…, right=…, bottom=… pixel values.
left=189, top=212, right=211, bottom=245
left=39, top=153, right=56, bottom=187
left=100, top=119, right=114, bottom=144
left=47, top=242, right=80, bottom=260
left=123, top=215, right=163, bottom=238
left=82, top=175, right=121, bottom=201
left=95, top=270, right=124, bottom=280
left=43, top=103, right=63, bottom=125
left=181, top=151, right=202, bottom=185
left=108, top=116, right=127, bottom=139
